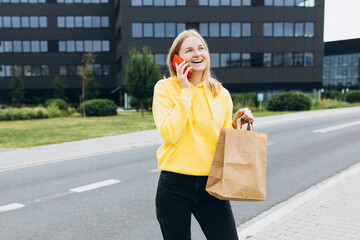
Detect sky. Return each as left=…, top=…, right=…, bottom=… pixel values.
left=324, top=0, right=360, bottom=42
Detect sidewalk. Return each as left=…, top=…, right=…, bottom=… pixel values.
left=1, top=107, right=360, bottom=240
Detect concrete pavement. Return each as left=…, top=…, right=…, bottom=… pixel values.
left=1, top=106, right=360, bottom=239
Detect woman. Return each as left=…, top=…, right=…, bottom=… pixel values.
left=152, top=29, right=254, bottom=240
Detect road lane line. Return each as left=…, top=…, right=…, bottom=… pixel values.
left=70, top=179, right=121, bottom=193
left=313, top=120, right=360, bottom=133
left=149, top=169, right=159, bottom=173
left=0, top=203, right=25, bottom=213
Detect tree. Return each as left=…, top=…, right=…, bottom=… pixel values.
left=80, top=52, right=99, bottom=116
left=125, top=46, right=161, bottom=117
left=53, top=74, right=68, bottom=101
left=9, top=74, right=25, bottom=106
left=84, top=70, right=100, bottom=100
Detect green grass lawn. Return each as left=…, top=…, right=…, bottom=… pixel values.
left=0, top=112, right=155, bottom=148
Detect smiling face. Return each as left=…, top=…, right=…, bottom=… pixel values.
left=178, top=35, right=208, bottom=73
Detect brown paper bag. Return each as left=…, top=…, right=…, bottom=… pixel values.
left=206, top=120, right=267, bottom=201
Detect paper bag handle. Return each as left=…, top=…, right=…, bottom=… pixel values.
left=236, top=117, right=254, bottom=131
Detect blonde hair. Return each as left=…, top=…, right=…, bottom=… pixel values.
left=167, top=29, right=222, bottom=97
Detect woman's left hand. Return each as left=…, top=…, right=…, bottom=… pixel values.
left=232, top=108, right=255, bottom=129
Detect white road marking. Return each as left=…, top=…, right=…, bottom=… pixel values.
left=70, top=179, right=121, bottom=193
left=313, top=120, right=360, bottom=133
left=0, top=203, right=25, bottom=213
left=237, top=161, right=360, bottom=240
left=149, top=169, right=159, bottom=173
left=267, top=142, right=274, bottom=146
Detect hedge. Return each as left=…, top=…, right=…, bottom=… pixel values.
left=0, top=107, right=48, bottom=121
left=78, top=99, right=118, bottom=116
left=345, top=90, right=360, bottom=103
left=267, top=92, right=312, bottom=111
left=321, top=90, right=345, bottom=101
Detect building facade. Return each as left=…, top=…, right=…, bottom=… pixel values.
left=0, top=0, right=116, bottom=104
left=115, top=0, right=324, bottom=104
left=323, top=39, right=360, bottom=90
left=0, top=0, right=324, bottom=105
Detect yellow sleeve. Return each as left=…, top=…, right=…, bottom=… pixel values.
left=223, top=89, right=234, bottom=129
left=152, top=81, right=193, bottom=145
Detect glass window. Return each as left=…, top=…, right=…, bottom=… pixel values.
left=67, top=40, right=75, bottom=52
left=20, top=0, right=29, bottom=3
left=155, top=23, right=165, bottom=37
left=39, top=16, right=47, bottom=28
left=177, top=0, right=186, bottom=4
left=101, top=16, right=109, bottom=27
left=242, top=53, right=251, bottom=67
left=263, top=53, right=272, bottom=67
left=242, top=0, right=251, bottom=6
left=199, top=0, right=208, bottom=5
left=283, top=53, right=293, bottom=66
left=220, top=0, right=230, bottom=5
left=155, top=0, right=165, bottom=5
left=0, top=42, right=3, bottom=53
left=92, top=16, right=101, bottom=28
left=0, top=65, right=4, bottom=77
left=251, top=53, right=263, bottom=67
left=305, top=22, right=314, bottom=37
left=155, top=54, right=166, bottom=66
left=84, top=16, right=92, bottom=28
left=32, top=65, right=41, bottom=77
left=304, top=0, right=315, bottom=7
left=31, top=40, right=40, bottom=52
left=40, top=41, right=48, bottom=52
left=41, top=65, right=50, bottom=76
left=76, top=40, right=84, bottom=51
left=59, top=65, right=67, bottom=76
left=77, top=65, right=84, bottom=76
left=143, top=0, right=152, bottom=5
left=132, top=23, right=142, bottom=38
left=57, top=16, right=65, bottom=28
left=284, top=0, right=294, bottom=6
left=102, top=40, right=110, bottom=51
left=68, top=65, right=76, bottom=76
left=165, top=23, right=176, bottom=37
left=284, top=22, right=293, bottom=37
left=294, top=53, right=304, bottom=66
left=231, top=0, right=240, bottom=6
left=209, top=0, right=219, bottom=6
left=92, top=0, right=100, bottom=3
left=4, top=17, right=11, bottom=28
left=209, top=23, right=219, bottom=37
left=23, top=41, right=30, bottom=52
left=59, top=41, right=66, bottom=52
left=304, top=52, right=313, bottom=66
left=221, top=23, right=230, bottom=37
left=12, top=16, right=21, bottom=28
left=0, top=17, right=2, bottom=28
left=13, top=41, right=22, bottom=52
left=75, top=16, right=83, bottom=27
left=103, top=65, right=110, bottom=75
left=5, top=66, right=13, bottom=77
left=295, top=23, right=304, bottom=37
left=296, top=0, right=304, bottom=6
left=231, top=23, right=241, bottom=37
left=177, top=23, right=186, bottom=35
left=221, top=53, right=230, bottom=68
left=83, top=0, right=90, bottom=3
left=12, top=0, right=20, bottom=3
left=263, top=23, right=272, bottom=36
left=30, top=16, right=38, bottom=28
left=274, top=0, right=283, bottom=6
left=210, top=53, right=219, bottom=68
left=242, top=23, right=251, bottom=37
left=84, top=40, right=92, bottom=51
left=144, top=23, right=153, bottom=37
left=24, top=65, right=32, bottom=77
left=93, top=64, right=102, bottom=75
left=165, top=0, right=175, bottom=6
left=273, top=53, right=283, bottom=67
left=66, top=16, right=74, bottom=28
left=5, top=41, right=12, bottom=52
left=264, top=0, right=272, bottom=5
left=92, top=40, right=100, bottom=52
left=199, top=23, right=209, bottom=37
left=230, top=53, right=241, bottom=68
left=274, top=22, right=283, bottom=37
left=74, top=0, right=82, bottom=2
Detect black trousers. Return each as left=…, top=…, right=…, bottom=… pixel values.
left=156, top=171, right=239, bottom=240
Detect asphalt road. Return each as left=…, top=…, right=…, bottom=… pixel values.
left=1, top=112, right=360, bottom=240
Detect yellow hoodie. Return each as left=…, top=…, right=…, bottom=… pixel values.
left=152, top=77, right=233, bottom=176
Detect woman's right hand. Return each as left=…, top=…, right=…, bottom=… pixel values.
left=175, top=60, right=191, bottom=89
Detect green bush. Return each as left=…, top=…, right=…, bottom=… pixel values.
left=267, top=92, right=312, bottom=111
left=47, top=102, right=60, bottom=118
left=130, top=97, right=152, bottom=111
left=321, top=90, right=345, bottom=101
left=45, top=98, right=69, bottom=111
left=78, top=99, right=118, bottom=117
left=231, top=93, right=259, bottom=108
left=0, top=107, right=48, bottom=121
left=345, top=90, right=360, bottom=103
